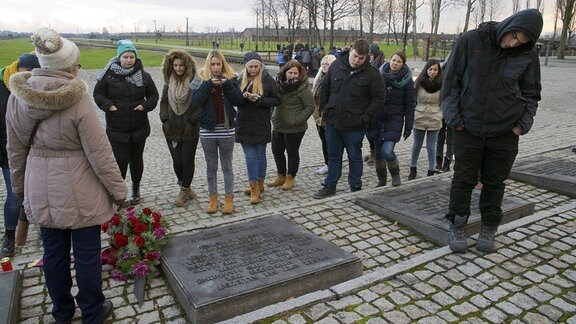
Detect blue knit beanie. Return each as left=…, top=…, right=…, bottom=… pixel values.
left=117, top=40, right=138, bottom=58
left=18, top=53, right=41, bottom=69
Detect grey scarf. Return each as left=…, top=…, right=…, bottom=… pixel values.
left=168, top=74, right=192, bottom=116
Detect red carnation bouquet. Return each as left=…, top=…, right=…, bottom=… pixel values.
left=101, top=207, right=170, bottom=281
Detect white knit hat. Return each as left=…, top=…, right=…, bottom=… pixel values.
left=31, top=28, right=80, bottom=71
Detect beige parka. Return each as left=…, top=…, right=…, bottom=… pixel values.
left=7, top=69, right=126, bottom=229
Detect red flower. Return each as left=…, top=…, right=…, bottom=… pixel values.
left=111, top=215, right=120, bottom=226
left=142, top=207, right=152, bottom=215
left=129, top=217, right=140, bottom=227
left=152, top=211, right=162, bottom=222
left=152, top=221, right=161, bottom=229
left=114, top=233, right=129, bottom=248
left=133, top=223, right=148, bottom=235
left=145, top=252, right=154, bottom=261
left=101, top=222, right=109, bottom=232
left=133, top=236, right=146, bottom=247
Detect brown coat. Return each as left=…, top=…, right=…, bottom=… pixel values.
left=7, top=69, right=126, bottom=229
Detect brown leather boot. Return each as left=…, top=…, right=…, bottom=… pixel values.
left=207, top=194, right=219, bottom=213
left=250, top=180, right=260, bottom=204
left=281, top=175, right=294, bottom=190
left=268, top=173, right=286, bottom=187
left=222, top=195, right=234, bottom=214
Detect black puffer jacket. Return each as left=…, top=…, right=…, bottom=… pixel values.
left=320, top=50, right=386, bottom=131
left=379, top=63, right=416, bottom=142
left=0, top=79, right=10, bottom=168
left=93, top=60, right=159, bottom=143
left=235, top=70, right=280, bottom=145
left=441, top=9, right=543, bottom=137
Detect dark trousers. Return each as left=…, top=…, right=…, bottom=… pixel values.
left=41, top=225, right=104, bottom=324
left=448, top=130, right=518, bottom=226
left=316, top=124, right=329, bottom=165
left=271, top=130, right=306, bottom=176
left=110, top=138, right=146, bottom=184
left=166, top=139, right=199, bottom=188
left=437, top=120, right=454, bottom=159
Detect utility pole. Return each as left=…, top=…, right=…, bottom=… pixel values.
left=256, top=8, right=259, bottom=52
left=185, top=17, right=189, bottom=46
left=153, top=20, right=158, bottom=43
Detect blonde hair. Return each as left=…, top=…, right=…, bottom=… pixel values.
left=198, top=50, right=235, bottom=81
left=239, top=61, right=264, bottom=96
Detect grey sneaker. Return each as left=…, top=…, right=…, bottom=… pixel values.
left=476, top=224, right=498, bottom=252
left=449, top=215, right=468, bottom=253
left=313, top=186, right=336, bottom=199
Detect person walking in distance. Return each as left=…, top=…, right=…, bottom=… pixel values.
left=313, top=39, right=386, bottom=199
left=7, top=28, right=125, bottom=323
left=442, top=9, right=543, bottom=253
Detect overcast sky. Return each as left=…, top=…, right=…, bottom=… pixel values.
left=1, top=0, right=556, bottom=35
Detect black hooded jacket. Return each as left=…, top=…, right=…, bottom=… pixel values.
left=320, top=50, right=386, bottom=131
left=441, top=9, right=543, bottom=137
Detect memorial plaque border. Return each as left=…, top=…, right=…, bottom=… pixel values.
left=0, top=270, right=21, bottom=324
left=510, top=157, right=576, bottom=198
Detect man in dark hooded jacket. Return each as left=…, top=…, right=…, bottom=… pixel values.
left=313, top=38, right=386, bottom=199
left=442, top=9, right=543, bottom=253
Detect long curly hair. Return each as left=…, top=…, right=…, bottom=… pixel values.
left=161, top=50, right=196, bottom=83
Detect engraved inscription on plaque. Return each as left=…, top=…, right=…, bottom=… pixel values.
left=161, top=215, right=362, bottom=323
left=510, top=156, right=576, bottom=198
left=356, top=178, right=535, bottom=245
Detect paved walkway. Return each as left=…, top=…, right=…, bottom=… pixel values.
left=2, top=57, right=575, bottom=323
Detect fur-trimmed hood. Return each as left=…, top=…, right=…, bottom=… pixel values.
left=161, top=49, right=196, bottom=83
left=9, top=69, right=87, bottom=120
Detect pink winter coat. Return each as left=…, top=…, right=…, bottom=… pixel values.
left=6, top=69, right=126, bottom=229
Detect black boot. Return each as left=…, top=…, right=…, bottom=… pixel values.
left=408, top=167, right=417, bottom=180
left=1, top=229, right=16, bottom=256
left=427, top=170, right=435, bottom=176
left=441, top=157, right=452, bottom=172
left=387, top=159, right=401, bottom=186
left=129, top=183, right=141, bottom=206
left=435, top=155, right=443, bottom=172
left=375, top=160, right=387, bottom=187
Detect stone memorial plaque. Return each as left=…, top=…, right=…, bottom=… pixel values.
left=510, top=156, right=576, bottom=198
left=355, top=179, right=534, bottom=245
left=0, top=270, right=21, bottom=324
left=161, top=215, right=362, bottom=324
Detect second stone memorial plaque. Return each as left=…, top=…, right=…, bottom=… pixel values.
left=161, top=215, right=362, bottom=324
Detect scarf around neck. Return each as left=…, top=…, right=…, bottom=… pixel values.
left=420, top=76, right=442, bottom=93
left=380, top=63, right=412, bottom=89
left=97, top=57, right=144, bottom=87
left=276, top=75, right=306, bottom=94
left=168, top=74, right=193, bottom=116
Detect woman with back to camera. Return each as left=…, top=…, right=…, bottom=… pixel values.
left=409, top=58, right=444, bottom=180
left=312, top=54, right=337, bottom=175
left=191, top=50, right=243, bottom=214
left=159, top=50, right=199, bottom=207
left=236, top=52, right=280, bottom=204
left=268, top=59, right=314, bottom=191
left=377, top=50, right=416, bottom=187
left=93, top=40, right=159, bottom=206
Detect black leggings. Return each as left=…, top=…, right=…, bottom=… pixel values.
left=110, top=139, right=146, bottom=185
left=271, top=131, right=305, bottom=176
left=166, top=138, right=199, bottom=188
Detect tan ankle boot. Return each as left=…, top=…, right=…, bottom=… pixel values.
left=258, top=178, right=265, bottom=192
left=207, top=194, right=219, bottom=213
left=174, top=187, right=191, bottom=207
left=222, top=194, right=234, bottom=214
left=281, top=174, right=294, bottom=190
left=250, top=181, right=260, bottom=204
left=268, top=173, right=286, bottom=187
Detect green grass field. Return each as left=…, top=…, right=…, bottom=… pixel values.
left=1, top=38, right=167, bottom=69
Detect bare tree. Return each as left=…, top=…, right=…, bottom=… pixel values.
left=302, top=0, right=324, bottom=47
left=325, top=0, right=357, bottom=48
left=512, top=0, right=520, bottom=12
left=411, top=0, right=425, bottom=56
left=364, top=0, right=385, bottom=42
left=487, top=0, right=504, bottom=20
left=557, top=0, right=576, bottom=58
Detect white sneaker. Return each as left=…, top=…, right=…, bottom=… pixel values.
left=315, top=164, right=328, bottom=175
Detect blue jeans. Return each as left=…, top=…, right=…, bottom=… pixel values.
left=380, top=141, right=397, bottom=162
left=448, top=130, right=518, bottom=226
left=2, top=168, right=22, bottom=229
left=40, top=225, right=105, bottom=323
left=241, top=143, right=267, bottom=181
left=324, top=125, right=365, bottom=189
left=410, top=129, right=439, bottom=170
